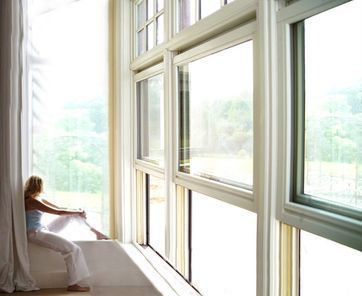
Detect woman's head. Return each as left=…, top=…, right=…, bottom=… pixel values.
left=24, top=176, right=43, bottom=199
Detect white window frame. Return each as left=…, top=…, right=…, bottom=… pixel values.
left=276, top=0, right=362, bottom=251
left=134, top=63, right=165, bottom=172
left=173, top=22, right=258, bottom=212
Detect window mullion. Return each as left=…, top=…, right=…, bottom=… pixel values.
left=164, top=49, right=176, bottom=264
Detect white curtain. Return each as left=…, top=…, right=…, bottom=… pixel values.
left=0, top=0, right=38, bottom=292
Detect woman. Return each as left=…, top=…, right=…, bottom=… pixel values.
left=24, top=175, right=108, bottom=292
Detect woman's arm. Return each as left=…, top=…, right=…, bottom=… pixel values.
left=41, top=198, right=63, bottom=209
left=26, top=198, right=83, bottom=216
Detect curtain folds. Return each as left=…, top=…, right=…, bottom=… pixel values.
left=0, top=0, right=38, bottom=292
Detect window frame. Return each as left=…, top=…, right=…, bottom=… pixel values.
left=173, top=22, right=258, bottom=211
left=276, top=0, right=362, bottom=251
left=134, top=63, right=165, bottom=171
left=291, top=20, right=362, bottom=221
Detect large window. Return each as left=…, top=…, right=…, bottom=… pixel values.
left=178, top=41, right=254, bottom=188
left=291, top=0, right=362, bottom=219
left=29, top=0, right=110, bottom=236
left=133, top=2, right=257, bottom=291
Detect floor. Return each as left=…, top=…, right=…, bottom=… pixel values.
left=12, top=286, right=161, bottom=296
left=26, top=241, right=166, bottom=296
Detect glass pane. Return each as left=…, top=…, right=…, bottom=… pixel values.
left=137, top=74, right=164, bottom=166
left=178, top=41, right=253, bottom=187
left=137, top=0, right=146, bottom=29
left=200, top=0, right=220, bottom=19
left=147, top=22, right=155, bottom=50
left=191, top=192, right=256, bottom=296
left=157, top=0, right=164, bottom=11
left=300, top=231, right=362, bottom=296
left=303, top=0, right=362, bottom=209
left=148, top=175, right=166, bottom=257
left=137, top=29, right=146, bottom=56
left=156, top=15, right=164, bottom=45
left=178, top=0, right=196, bottom=31
left=30, top=0, right=109, bottom=238
left=147, top=0, right=154, bottom=20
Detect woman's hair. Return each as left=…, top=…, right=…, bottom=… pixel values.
left=24, top=176, right=43, bottom=199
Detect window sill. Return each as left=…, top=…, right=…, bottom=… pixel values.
left=121, top=243, right=200, bottom=296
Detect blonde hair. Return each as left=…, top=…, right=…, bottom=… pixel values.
left=24, top=176, right=43, bottom=199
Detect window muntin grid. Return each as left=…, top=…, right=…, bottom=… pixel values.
left=136, top=0, right=164, bottom=56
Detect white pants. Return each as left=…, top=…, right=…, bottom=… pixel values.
left=27, top=216, right=90, bottom=286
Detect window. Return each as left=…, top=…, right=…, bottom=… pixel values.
left=191, top=192, right=256, bottom=295
left=178, top=0, right=234, bottom=31
left=136, top=0, right=164, bottom=56
left=178, top=41, right=254, bottom=188
left=137, top=72, right=164, bottom=166
left=29, top=0, right=110, bottom=236
left=291, top=0, right=362, bottom=219
left=300, top=230, right=362, bottom=296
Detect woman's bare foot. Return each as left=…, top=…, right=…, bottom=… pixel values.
left=90, top=228, right=110, bottom=240
left=67, top=284, right=90, bottom=292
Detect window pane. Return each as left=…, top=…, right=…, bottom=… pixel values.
left=147, top=0, right=154, bottom=20
left=30, top=0, right=109, bottom=237
left=191, top=192, right=256, bottom=295
left=147, top=22, right=155, bottom=50
left=137, top=74, right=164, bottom=166
left=156, top=15, right=164, bottom=45
left=300, top=231, right=362, bottom=296
left=200, top=0, right=220, bottom=19
left=303, top=0, right=362, bottom=210
left=178, top=0, right=196, bottom=31
left=137, top=0, right=146, bottom=29
left=148, top=175, right=166, bottom=257
left=178, top=42, right=253, bottom=187
left=137, top=29, right=146, bottom=56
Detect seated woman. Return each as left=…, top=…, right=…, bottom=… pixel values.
left=24, top=175, right=108, bottom=292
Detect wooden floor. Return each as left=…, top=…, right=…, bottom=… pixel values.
left=11, top=286, right=161, bottom=296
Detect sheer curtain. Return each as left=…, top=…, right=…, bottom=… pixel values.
left=0, top=0, right=38, bottom=292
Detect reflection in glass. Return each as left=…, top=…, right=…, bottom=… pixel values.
left=137, top=74, right=164, bottom=166
left=178, top=41, right=254, bottom=187
left=300, top=231, right=362, bottom=296
left=148, top=175, right=166, bottom=257
left=191, top=192, right=256, bottom=296
left=147, top=22, right=155, bottom=50
left=137, top=0, right=146, bottom=29
left=302, top=0, right=362, bottom=209
left=156, top=15, right=164, bottom=45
